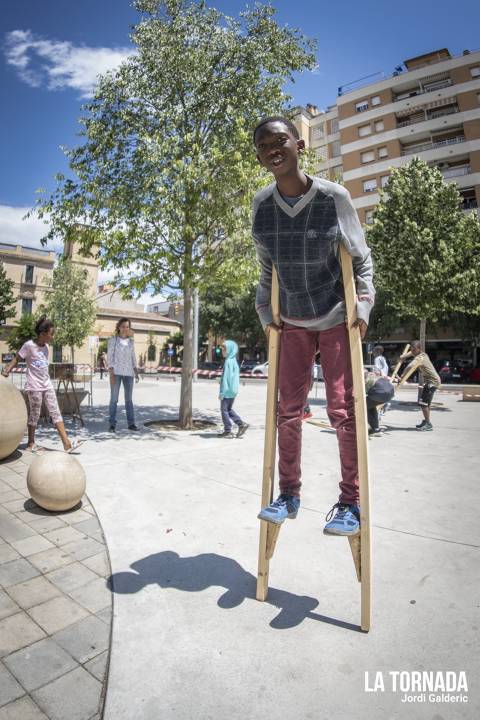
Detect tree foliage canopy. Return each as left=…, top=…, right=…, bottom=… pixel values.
left=41, top=259, right=97, bottom=363
left=0, top=262, right=16, bottom=326
left=366, top=158, right=480, bottom=323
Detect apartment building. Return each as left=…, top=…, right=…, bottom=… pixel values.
left=295, top=47, right=480, bottom=225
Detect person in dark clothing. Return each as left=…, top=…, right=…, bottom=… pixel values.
left=365, top=370, right=395, bottom=435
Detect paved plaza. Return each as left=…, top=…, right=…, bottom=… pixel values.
left=1, top=375, right=479, bottom=719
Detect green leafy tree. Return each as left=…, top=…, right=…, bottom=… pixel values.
left=7, top=312, right=38, bottom=353
left=367, top=158, right=480, bottom=348
left=41, top=259, right=97, bottom=365
left=200, top=283, right=265, bottom=355
left=0, top=262, right=16, bottom=327
left=35, top=0, right=316, bottom=427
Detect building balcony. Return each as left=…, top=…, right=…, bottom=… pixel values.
left=440, top=165, right=471, bottom=178
left=397, top=105, right=459, bottom=128
left=393, top=78, right=452, bottom=102
left=401, top=135, right=466, bottom=156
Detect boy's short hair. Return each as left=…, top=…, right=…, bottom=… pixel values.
left=373, top=345, right=384, bottom=354
left=253, top=116, right=300, bottom=145
left=410, top=340, right=421, bottom=350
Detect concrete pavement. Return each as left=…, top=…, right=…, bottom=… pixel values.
left=3, top=375, right=480, bottom=719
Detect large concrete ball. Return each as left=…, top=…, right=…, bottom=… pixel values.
left=27, top=452, right=86, bottom=512
left=0, top=378, right=28, bottom=460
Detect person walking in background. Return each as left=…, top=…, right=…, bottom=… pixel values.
left=218, top=340, right=249, bottom=438
left=107, top=318, right=139, bottom=432
left=99, top=351, right=107, bottom=379
left=1, top=316, right=83, bottom=453
left=372, top=345, right=389, bottom=376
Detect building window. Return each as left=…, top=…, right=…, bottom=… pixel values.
left=378, top=146, right=388, bottom=158
left=381, top=175, right=390, bottom=188
left=331, top=140, right=341, bottom=157
left=313, top=126, right=324, bottom=139
left=22, top=298, right=33, bottom=315
left=330, top=118, right=339, bottom=134
left=358, top=124, right=372, bottom=137
left=371, top=95, right=381, bottom=106
left=374, top=120, right=384, bottom=132
left=356, top=100, right=369, bottom=113
left=316, top=147, right=327, bottom=162
left=361, top=150, right=375, bottom=164
left=363, top=178, right=377, bottom=193
left=365, top=210, right=374, bottom=224
left=469, top=66, right=480, bottom=78
left=332, top=165, right=343, bottom=181
left=24, top=264, right=34, bottom=284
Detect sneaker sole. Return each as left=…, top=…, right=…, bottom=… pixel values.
left=257, top=511, right=298, bottom=524
left=323, top=527, right=360, bottom=536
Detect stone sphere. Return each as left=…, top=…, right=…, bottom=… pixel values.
left=27, top=452, right=86, bottom=512
left=0, top=378, right=27, bottom=460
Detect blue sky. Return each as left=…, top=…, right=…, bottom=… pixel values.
left=1, top=0, right=480, bottom=258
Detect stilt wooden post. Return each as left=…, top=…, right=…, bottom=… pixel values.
left=256, top=268, right=281, bottom=602
left=340, top=245, right=372, bottom=632
left=390, top=344, right=410, bottom=384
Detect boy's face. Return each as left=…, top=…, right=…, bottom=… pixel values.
left=255, top=121, right=304, bottom=179
left=411, top=345, right=421, bottom=356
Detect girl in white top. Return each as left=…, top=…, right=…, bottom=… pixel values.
left=107, top=317, right=139, bottom=431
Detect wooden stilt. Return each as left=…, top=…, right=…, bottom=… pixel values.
left=390, top=344, right=410, bottom=383
left=256, top=269, right=281, bottom=602
left=340, top=245, right=372, bottom=632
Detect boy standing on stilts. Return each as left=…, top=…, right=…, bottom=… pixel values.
left=252, top=117, right=375, bottom=535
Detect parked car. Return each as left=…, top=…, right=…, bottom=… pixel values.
left=438, top=362, right=464, bottom=383
left=198, top=361, right=223, bottom=371
left=252, top=361, right=269, bottom=375
left=240, top=360, right=257, bottom=372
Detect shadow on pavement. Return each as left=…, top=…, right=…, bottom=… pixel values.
left=32, top=405, right=219, bottom=445
left=107, top=551, right=361, bottom=632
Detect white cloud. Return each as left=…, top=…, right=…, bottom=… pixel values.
left=0, top=204, right=62, bottom=253
left=4, top=29, right=133, bottom=98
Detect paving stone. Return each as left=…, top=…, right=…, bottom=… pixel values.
left=84, top=649, right=109, bottom=681
left=27, top=595, right=89, bottom=635
left=42, top=526, right=86, bottom=547
left=0, top=612, right=45, bottom=657
left=0, top=546, right=20, bottom=565
left=6, top=576, right=61, bottom=612
left=61, top=537, right=104, bottom=561
left=62, top=509, right=93, bottom=525
left=10, top=536, right=54, bottom=557
left=69, top=518, right=102, bottom=538
left=0, top=513, right=36, bottom=543
left=0, top=663, right=24, bottom=706
left=0, top=490, right=24, bottom=504
left=4, top=638, right=78, bottom=692
left=69, top=578, right=111, bottom=613
left=32, top=666, right=101, bottom=720
left=81, top=552, right=109, bottom=577
left=46, top=562, right=98, bottom=593
left=28, top=547, right=73, bottom=574
left=19, top=515, right=66, bottom=533
left=0, top=559, right=40, bottom=588
left=53, top=615, right=109, bottom=663
left=0, top=592, right=20, bottom=621
left=95, top=607, right=112, bottom=625
left=1, top=500, right=27, bottom=513
left=0, top=696, right=49, bottom=719
left=0, top=476, right=26, bottom=490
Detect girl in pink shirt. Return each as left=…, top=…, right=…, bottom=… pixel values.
left=2, top=317, right=83, bottom=453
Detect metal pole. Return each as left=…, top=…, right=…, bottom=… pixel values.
left=193, top=288, right=199, bottom=382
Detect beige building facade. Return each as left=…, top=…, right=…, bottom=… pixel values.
left=295, top=47, right=480, bottom=225
left=0, top=240, right=181, bottom=367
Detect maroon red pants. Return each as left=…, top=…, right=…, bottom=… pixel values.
left=278, top=323, right=359, bottom=504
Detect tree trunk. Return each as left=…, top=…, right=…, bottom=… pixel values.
left=419, top=318, right=426, bottom=352
left=70, top=346, right=75, bottom=367
left=179, top=284, right=194, bottom=429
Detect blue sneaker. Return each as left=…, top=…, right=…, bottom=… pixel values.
left=323, top=503, right=360, bottom=536
left=258, top=493, right=300, bottom=524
